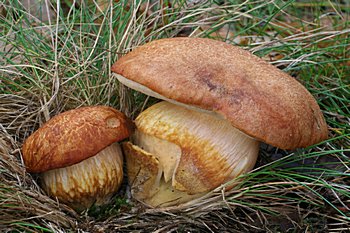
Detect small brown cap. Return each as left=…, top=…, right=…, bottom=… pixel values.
left=22, top=106, right=133, bottom=173
left=112, top=37, right=328, bottom=149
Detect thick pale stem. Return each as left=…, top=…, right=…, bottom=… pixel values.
left=41, top=142, right=123, bottom=211
left=126, top=101, right=259, bottom=207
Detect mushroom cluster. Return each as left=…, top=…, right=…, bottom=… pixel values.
left=22, top=106, right=132, bottom=211
left=22, top=37, right=328, bottom=210
left=111, top=37, right=328, bottom=207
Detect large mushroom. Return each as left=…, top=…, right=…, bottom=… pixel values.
left=111, top=37, right=328, bottom=207
left=22, top=106, right=133, bottom=211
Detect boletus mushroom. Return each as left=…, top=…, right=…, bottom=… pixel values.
left=22, top=106, right=133, bottom=211
left=111, top=37, right=328, bottom=207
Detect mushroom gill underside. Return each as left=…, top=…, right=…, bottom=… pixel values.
left=124, top=101, right=260, bottom=207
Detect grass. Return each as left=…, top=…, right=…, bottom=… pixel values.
left=0, top=0, right=349, bottom=232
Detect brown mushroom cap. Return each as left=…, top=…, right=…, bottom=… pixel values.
left=111, top=37, right=328, bottom=149
left=22, top=106, right=133, bottom=173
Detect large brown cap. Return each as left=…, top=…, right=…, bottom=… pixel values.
left=111, top=37, right=328, bottom=149
left=22, top=106, right=133, bottom=173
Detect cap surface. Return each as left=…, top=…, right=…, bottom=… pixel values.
left=112, top=37, right=328, bottom=149
left=22, top=106, right=133, bottom=173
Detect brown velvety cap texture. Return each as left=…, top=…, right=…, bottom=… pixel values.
left=22, top=106, right=133, bottom=173
left=111, top=37, right=328, bottom=149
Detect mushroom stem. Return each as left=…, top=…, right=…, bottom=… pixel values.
left=125, top=101, right=259, bottom=207
left=41, top=142, right=123, bottom=211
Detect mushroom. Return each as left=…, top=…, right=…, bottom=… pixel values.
left=22, top=106, right=133, bottom=211
left=111, top=37, right=328, bottom=207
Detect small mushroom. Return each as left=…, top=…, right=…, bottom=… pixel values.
left=111, top=37, right=328, bottom=207
left=22, top=106, right=133, bottom=211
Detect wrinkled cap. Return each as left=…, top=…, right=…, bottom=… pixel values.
left=111, top=37, right=328, bottom=149
left=22, top=106, right=133, bottom=173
